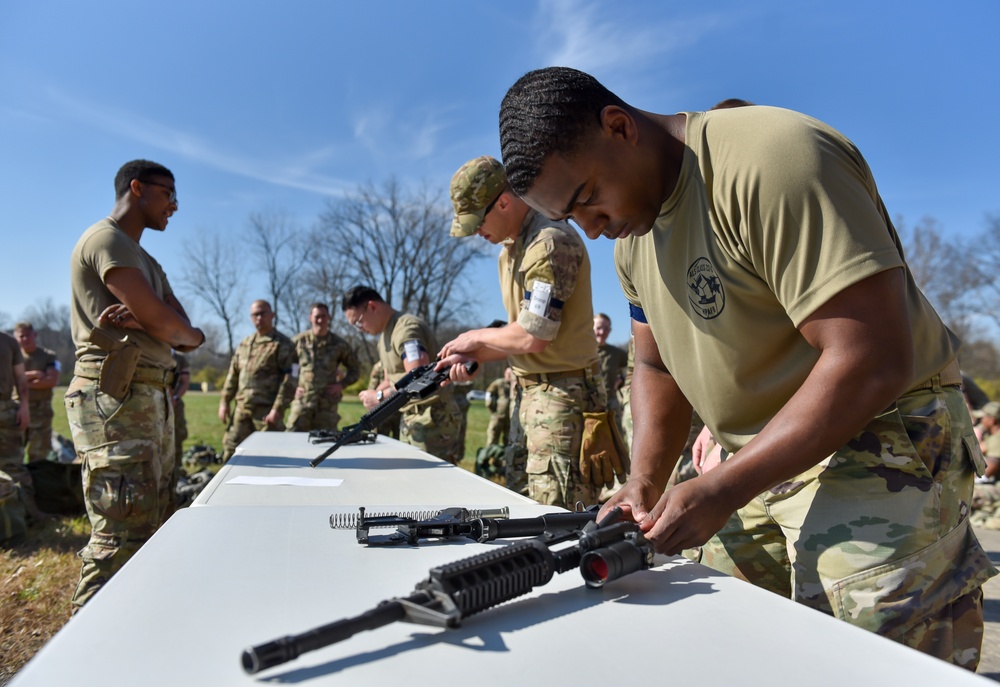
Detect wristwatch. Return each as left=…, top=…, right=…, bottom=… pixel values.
left=376, top=389, right=384, bottom=402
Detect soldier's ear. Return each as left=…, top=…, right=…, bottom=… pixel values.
left=129, top=179, right=144, bottom=198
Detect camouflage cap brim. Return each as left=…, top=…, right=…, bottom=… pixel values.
left=450, top=210, right=485, bottom=238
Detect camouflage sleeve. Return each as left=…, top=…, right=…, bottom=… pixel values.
left=338, top=341, right=361, bottom=388
left=516, top=229, right=583, bottom=341
left=221, top=346, right=241, bottom=404
left=271, top=336, right=299, bottom=414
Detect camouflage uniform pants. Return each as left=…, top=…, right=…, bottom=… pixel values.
left=515, top=371, right=606, bottom=509
left=222, top=402, right=284, bottom=461
left=287, top=399, right=340, bottom=433
left=700, top=386, right=997, bottom=669
left=64, top=377, right=175, bottom=608
left=486, top=411, right=510, bottom=447
left=23, top=397, right=54, bottom=463
left=505, top=384, right=528, bottom=496
left=170, top=397, right=188, bottom=504
left=0, top=400, right=34, bottom=496
left=400, top=396, right=463, bottom=465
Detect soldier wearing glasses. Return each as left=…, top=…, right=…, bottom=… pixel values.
left=65, top=159, right=204, bottom=608
left=341, top=286, right=462, bottom=463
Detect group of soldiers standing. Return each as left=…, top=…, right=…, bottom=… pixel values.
left=218, top=300, right=360, bottom=461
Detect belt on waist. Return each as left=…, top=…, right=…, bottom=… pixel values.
left=908, top=358, right=962, bottom=393
left=74, top=361, right=177, bottom=387
left=517, top=364, right=599, bottom=387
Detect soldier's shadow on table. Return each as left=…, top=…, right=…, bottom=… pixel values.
left=259, top=564, right=723, bottom=683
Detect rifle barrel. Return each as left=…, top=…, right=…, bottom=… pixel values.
left=241, top=591, right=430, bottom=674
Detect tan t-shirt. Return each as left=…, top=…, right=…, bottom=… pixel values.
left=0, top=332, right=24, bottom=400
left=615, top=106, right=958, bottom=452
left=499, top=210, right=598, bottom=375
left=19, top=347, right=60, bottom=402
left=69, top=218, right=176, bottom=369
left=378, top=311, right=451, bottom=410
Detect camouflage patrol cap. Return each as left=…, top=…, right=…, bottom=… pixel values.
left=974, top=401, right=1000, bottom=420
left=450, top=156, right=507, bottom=237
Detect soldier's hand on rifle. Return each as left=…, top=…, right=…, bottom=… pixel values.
left=597, top=474, right=663, bottom=531
left=435, top=353, right=479, bottom=385
left=636, top=476, right=737, bottom=556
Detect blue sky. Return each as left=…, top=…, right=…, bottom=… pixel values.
left=1, top=0, right=997, bottom=347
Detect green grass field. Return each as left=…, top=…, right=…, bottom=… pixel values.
left=50, top=388, right=492, bottom=472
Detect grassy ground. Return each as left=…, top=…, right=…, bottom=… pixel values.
left=2, top=388, right=492, bottom=683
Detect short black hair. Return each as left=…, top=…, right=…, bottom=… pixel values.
left=114, top=159, right=174, bottom=199
left=341, top=286, right=384, bottom=312
left=710, top=98, right=755, bottom=110
left=499, top=67, right=629, bottom=195
left=309, top=302, right=330, bottom=313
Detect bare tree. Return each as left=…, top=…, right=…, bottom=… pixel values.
left=248, top=210, right=302, bottom=332
left=180, top=233, right=245, bottom=357
left=311, top=178, right=490, bottom=337
left=897, top=215, right=979, bottom=340
left=970, top=214, right=1000, bottom=332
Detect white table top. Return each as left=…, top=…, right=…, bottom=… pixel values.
left=193, top=432, right=536, bottom=508
left=13, top=502, right=993, bottom=687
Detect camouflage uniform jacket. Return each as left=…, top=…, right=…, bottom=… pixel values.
left=485, top=377, right=511, bottom=416
left=597, top=342, right=628, bottom=410
left=292, top=329, right=360, bottom=407
left=222, top=329, right=297, bottom=413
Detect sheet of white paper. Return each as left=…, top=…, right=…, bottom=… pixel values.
left=225, top=476, right=344, bottom=487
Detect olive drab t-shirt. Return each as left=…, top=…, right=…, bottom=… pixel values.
left=69, top=218, right=176, bottom=369
left=19, top=347, right=60, bottom=402
left=615, top=106, right=959, bottom=452
left=499, top=210, right=598, bottom=376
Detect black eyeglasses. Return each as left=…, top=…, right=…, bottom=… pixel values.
left=482, top=191, right=502, bottom=219
left=143, top=180, right=178, bottom=206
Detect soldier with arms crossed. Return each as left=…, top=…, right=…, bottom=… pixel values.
left=498, top=67, right=996, bottom=668
left=65, top=159, right=204, bottom=607
left=287, top=302, right=360, bottom=432
left=13, top=322, right=60, bottom=463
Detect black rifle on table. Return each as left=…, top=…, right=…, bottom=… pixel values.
left=307, top=429, right=378, bottom=446
left=241, top=507, right=653, bottom=674
left=330, top=504, right=601, bottom=546
left=310, top=360, right=477, bottom=467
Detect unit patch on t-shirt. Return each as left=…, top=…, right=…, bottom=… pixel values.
left=687, top=258, right=725, bottom=320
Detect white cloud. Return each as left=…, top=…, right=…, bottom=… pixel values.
left=351, top=103, right=452, bottom=163
left=40, top=85, right=353, bottom=197
left=534, top=0, right=728, bottom=78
